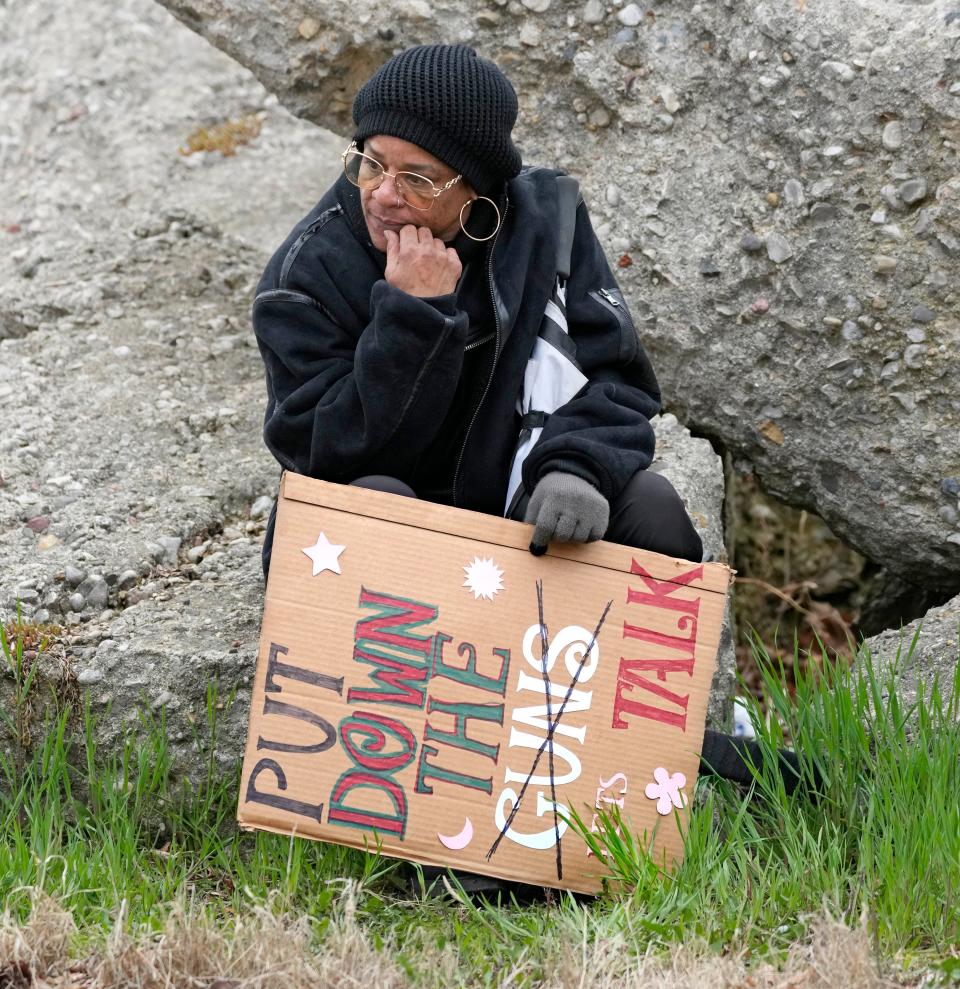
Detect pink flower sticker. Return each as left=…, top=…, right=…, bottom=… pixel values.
left=645, top=767, right=687, bottom=816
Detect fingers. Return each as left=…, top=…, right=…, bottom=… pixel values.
left=525, top=474, right=609, bottom=555
left=397, top=225, right=446, bottom=250
left=530, top=508, right=559, bottom=555
left=524, top=491, right=543, bottom=525
left=415, top=225, right=448, bottom=253
left=386, top=224, right=462, bottom=296
left=571, top=518, right=593, bottom=543
left=553, top=513, right=577, bottom=543
left=447, top=247, right=462, bottom=277
left=529, top=508, right=605, bottom=555
left=574, top=520, right=605, bottom=543
left=396, top=225, right=460, bottom=262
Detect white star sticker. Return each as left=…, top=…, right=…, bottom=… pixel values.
left=463, top=556, right=505, bottom=601
left=301, top=532, right=345, bottom=576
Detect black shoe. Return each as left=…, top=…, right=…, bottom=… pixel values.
left=409, top=864, right=548, bottom=904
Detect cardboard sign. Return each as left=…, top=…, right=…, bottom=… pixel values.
left=237, top=471, right=732, bottom=893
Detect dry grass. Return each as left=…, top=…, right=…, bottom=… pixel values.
left=629, top=917, right=897, bottom=989
left=94, top=886, right=419, bottom=989
left=0, top=885, right=419, bottom=988
left=0, top=888, right=913, bottom=989
left=1, top=616, right=77, bottom=755
left=536, top=914, right=902, bottom=989
left=0, top=890, right=78, bottom=987
left=177, top=114, right=263, bottom=157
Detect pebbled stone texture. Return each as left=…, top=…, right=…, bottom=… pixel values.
left=0, top=0, right=735, bottom=784
left=861, top=593, right=960, bottom=719
left=153, top=0, right=960, bottom=589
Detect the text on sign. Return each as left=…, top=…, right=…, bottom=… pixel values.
left=612, top=562, right=704, bottom=733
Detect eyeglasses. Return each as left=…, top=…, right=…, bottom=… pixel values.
left=341, top=141, right=463, bottom=211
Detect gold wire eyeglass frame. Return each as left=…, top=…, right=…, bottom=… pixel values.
left=341, top=141, right=463, bottom=211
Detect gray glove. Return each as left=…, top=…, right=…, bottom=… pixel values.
left=524, top=471, right=610, bottom=556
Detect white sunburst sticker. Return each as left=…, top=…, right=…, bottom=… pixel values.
left=462, top=556, right=505, bottom=601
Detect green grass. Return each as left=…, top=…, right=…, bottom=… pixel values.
left=1, top=613, right=959, bottom=983
left=573, top=624, right=960, bottom=959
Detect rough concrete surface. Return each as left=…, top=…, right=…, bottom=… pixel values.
left=155, top=0, right=960, bottom=590
left=0, top=0, right=356, bottom=778
left=0, top=0, right=733, bottom=782
left=862, top=593, right=960, bottom=713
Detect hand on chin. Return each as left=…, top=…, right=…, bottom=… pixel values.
left=367, top=212, right=411, bottom=252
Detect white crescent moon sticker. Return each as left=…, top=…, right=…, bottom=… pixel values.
left=437, top=817, right=474, bottom=850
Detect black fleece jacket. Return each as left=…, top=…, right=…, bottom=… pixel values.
left=252, top=166, right=661, bottom=575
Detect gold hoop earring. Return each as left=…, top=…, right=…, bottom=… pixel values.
left=459, top=196, right=502, bottom=242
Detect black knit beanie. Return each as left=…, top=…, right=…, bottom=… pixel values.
left=352, top=44, right=523, bottom=197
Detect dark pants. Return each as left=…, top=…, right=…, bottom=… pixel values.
left=262, top=468, right=702, bottom=578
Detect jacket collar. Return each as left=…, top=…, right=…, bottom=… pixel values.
left=335, top=173, right=386, bottom=272
left=486, top=168, right=558, bottom=352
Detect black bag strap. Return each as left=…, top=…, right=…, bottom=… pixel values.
left=555, top=175, right=581, bottom=280
left=520, top=411, right=550, bottom=430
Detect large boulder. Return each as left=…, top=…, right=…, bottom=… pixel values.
left=0, top=0, right=735, bottom=787
left=862, top=594, right=960, bottom=714
left=0, top=0, right=333, bottom=781
left=0, top=209, right=278, bottom=620
left=154, top=0, right=960, bottom=590
left=0, top=212, right=280, bottom=784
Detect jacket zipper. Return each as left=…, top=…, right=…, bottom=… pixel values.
left=464, top=330, right=496, bottom=352
left=590, top=287, right=638, bottom=362
left=452, top=198, right=509, bottom=507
